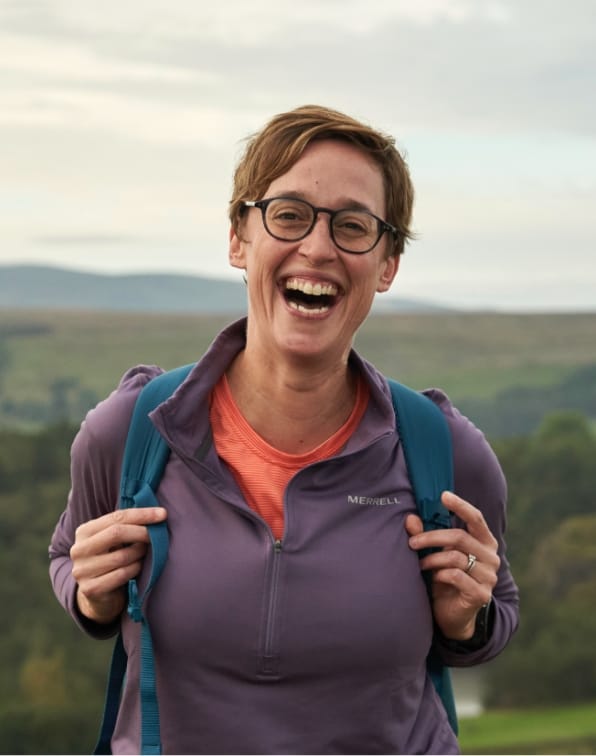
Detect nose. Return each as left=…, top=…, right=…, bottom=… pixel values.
left=297, top=212, right=338, bottom=264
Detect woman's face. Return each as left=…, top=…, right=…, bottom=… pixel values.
left=229, top=139, right=399, bottom=366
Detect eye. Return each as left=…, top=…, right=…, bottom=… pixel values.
left=268, top=200, right=312, bottom=227
left=334, top=211, right=375, bottom=238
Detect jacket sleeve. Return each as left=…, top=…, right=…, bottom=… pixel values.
left=48, top=365, right=163, bottom=639
left=425, top=389, right=520, bottom=667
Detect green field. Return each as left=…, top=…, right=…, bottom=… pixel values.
left=458, top=701, right=596, bottom=754
left=1, top=308, right=595, bottom=430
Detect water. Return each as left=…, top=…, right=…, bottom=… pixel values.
left=452, top=668, right=484, bottom=718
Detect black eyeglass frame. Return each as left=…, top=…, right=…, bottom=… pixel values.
left=242, top=196, right=398, bottom=255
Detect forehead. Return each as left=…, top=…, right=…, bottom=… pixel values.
left=266, top=139, right=385, bottom=212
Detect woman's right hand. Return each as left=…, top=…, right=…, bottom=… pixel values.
left=70, top=507, right=168, bottom=624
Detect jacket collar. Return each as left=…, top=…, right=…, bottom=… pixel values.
left=150, top=317, right=398, bottom=463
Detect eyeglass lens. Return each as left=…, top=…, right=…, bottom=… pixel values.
left=264, top=198, right=381, bottom=253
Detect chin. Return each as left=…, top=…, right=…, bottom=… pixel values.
left=281, top=330, right=350, bottom=364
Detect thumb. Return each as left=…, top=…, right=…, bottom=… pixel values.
left=405, top=513, right=424, bottom=537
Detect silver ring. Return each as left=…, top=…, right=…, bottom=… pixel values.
left=465, top=553, right=477, bottom=574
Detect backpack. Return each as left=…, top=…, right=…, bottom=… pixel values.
left=94, top=366, right=457, bottom=755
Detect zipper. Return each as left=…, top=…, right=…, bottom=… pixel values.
left=259, top=537, right=283, bottom=677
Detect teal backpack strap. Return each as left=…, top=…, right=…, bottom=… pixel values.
left=388, top=379, right=459, bottom=735
left=94, top=364, right=195, bottom=756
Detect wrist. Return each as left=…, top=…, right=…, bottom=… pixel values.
left=76, top=587, right=125, bottom=625
left=442, top=598, right=495, bottom=651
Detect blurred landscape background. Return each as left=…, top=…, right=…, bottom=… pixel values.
left=1, top=265, right=595, bottom=754
left=2, top=0, right=595, bottom=751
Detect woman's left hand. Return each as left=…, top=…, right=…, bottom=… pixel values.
left=405, top=491, right=500, bottom=641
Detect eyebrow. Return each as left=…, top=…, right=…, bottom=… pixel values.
left=268, top=191, right=377, bottom=215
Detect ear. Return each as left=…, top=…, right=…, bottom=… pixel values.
left=376, top=253, right=400, bottom=293
left=229, top=225, right=247, bottom=270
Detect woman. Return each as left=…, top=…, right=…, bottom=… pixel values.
left=49, top=105, right=519, bottom=754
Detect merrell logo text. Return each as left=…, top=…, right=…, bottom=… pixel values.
left=348, top=496, right=400, bottom=506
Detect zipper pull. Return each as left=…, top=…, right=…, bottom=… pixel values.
left=274, top=538, right=283, bottom=553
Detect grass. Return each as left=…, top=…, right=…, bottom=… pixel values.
left=0, top=310, right=231, bottom=405
left=1, top=308, right=595, bottom=425
left=458, top=701, right=596, bottom=754
left=355, top=311, right=596, bottom=401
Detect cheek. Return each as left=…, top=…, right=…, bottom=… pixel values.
left=351, top=258, right=389, bottom=292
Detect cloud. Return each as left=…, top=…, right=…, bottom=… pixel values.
left=32, top=234, right=147, bottom=246
left=0, top=31, right=205, bottom=84
left=0, top=0, right=594, bottom=309
left=2, top=0, right=594, bottom=138
left=0, top=86, right=251, bottom=146
left=2, top=1, right=513, bottom=45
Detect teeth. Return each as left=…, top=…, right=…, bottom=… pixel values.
left=289, top=301, right=330, bottom=314
left=285, top=278, right=338, bottom=296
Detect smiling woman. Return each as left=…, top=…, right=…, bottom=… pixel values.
left=228, top=136, right=401, bottom=377
left=48, top=104, right=519, bottom=755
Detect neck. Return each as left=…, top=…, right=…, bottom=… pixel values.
left=226, top=345, right=357, bottom=454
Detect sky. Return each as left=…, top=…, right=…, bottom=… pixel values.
left=1, top=0, right=595, bottom=311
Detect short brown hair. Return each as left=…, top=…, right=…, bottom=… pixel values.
left=229, top=104, right=415, bottom=256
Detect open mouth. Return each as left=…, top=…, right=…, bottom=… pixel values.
left=282, top=277, right=340, bottom=314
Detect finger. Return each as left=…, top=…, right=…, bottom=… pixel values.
left=430, top=567, right=494, bottom=607
left=404, top=513, right=424, bottom=538
left=409, top=530, right=501, bottom=573
left=71, top=521, right=158, bottom=561
left=74, top=507, right=168, bottom=540
left=418, top=550, right=498, bottom=590
left=418, top=548, right=478, bottom=574
left=441, top=491, right=498, bottom=548
left=72, top=542, right=148, bottom=584
left=78, top=558, right=146, bottom=601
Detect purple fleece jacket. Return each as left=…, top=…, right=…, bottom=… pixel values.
left=49, top=318, right=519, bottom=755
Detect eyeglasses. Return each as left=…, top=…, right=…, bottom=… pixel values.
left=242, top=196, right=397, bottom=255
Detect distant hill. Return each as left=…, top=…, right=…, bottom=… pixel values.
left=0, top=264, right=446, bottom=314
left=0, top=265, right=248, bottom=314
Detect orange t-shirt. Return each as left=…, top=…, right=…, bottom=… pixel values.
left=210, top=374, right=369, bottom=540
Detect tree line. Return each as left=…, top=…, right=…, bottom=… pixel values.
left=485, top=411, right=596, bottom=706
left=1, top=412, right=595, bottom=753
